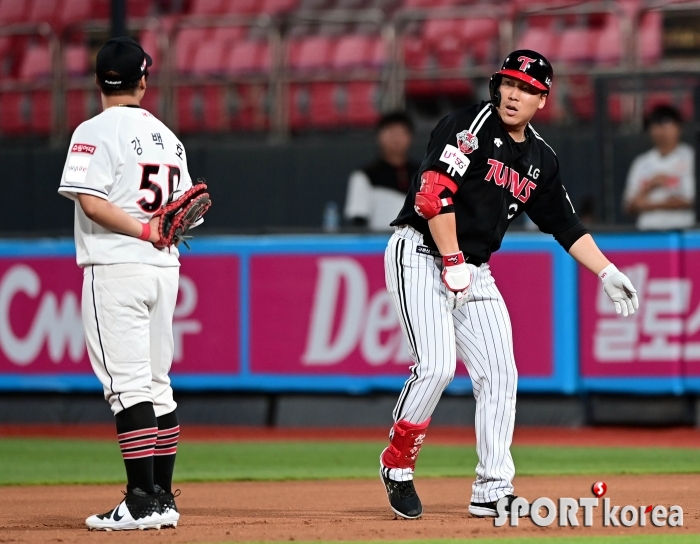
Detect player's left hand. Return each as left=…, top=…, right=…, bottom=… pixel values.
left=442, top=252, right=471, bottom=311
left=599, top=264, right=639, bottom=317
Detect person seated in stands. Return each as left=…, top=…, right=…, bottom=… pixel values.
left=624, top=104, right=695, bottom=230
left=344, top=112, right=420, bottom=231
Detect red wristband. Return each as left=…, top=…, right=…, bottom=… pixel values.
left=138, top=221, right=151, bottom=241
left=442, top=252, right=465, bottom=267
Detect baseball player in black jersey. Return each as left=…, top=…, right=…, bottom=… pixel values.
left=379, top=50, right=639, bottom=519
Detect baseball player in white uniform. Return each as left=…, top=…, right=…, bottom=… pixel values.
left=379, top=50, right=639, bottom=519
left=58, top=37, right=195, bottom=531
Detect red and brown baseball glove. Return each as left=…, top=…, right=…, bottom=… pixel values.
left=153, top=178, right=212, bottom=249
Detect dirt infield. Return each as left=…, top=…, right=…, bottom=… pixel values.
left=1, top=475, right=698, bottom=542
left=5, top=424, right=700, bottom=447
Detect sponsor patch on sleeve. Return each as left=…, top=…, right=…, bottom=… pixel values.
left=65, top=156, right=91, bottom=182
left=71, top=143, right=96, bottom=154
left=439, top=144, right=470, bottom=177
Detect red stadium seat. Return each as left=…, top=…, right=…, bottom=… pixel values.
left=0, top=92, right=29, bottom=134
left=422, top=19, right=455, bottom=45
left=568, top=74, right=594, bottom=121
left=65, top=44, right=89, bottom=76
left=368, top=37, right=386, bottom=67
left=516, top=27, right=559, bottom=60
left=226, top=40, right=270, bottom=74
left=308, top=82, right=342, bottom=127
left=18, top=45, right=51, bottom=80
left=228, top=84, right=269, bottom=130
left=557, top=27, right=597, bottom=63
left=594, top=18, right=622, bottom=64
left=402, top=37, right=430, bottom=70
left=332, top=35, right=373, bottom=69
left=66, top=89, right=88, bottom=130
left=127, top=0, right=152, bottom=18
left=0, top=37, right=19, bottom=79
left=221, top=0, right=258, bottom=12
left=289, top=83, right=311, bottom=129
left=434, top=36, right=465, bottom=70
left=175, top=28, right=209, bottom=74
left=191, top=40, right=228, bottom=76
left=190, top=0, right=226, bottom=15
left=27, top=0, right=61, bottom=26
left=60, top=0, right=93, bottom=28
left=455, top=18, right=499, bottom=43
left=177, top=86, right=200, bottom=133
left=287, top=36, right=334, bottom=71
left=31, top=90, right=51, bottom=134
left=0, top=0, right=27, bottom=25
left=346, top=81, right=379, bottom=127
left=211, top=26, right=246, bottom=46
left=259, top=0, right=298, bottom=13
left=177, top=85, right=225, bottom=133
left=638, top=11, right=662, bottom=64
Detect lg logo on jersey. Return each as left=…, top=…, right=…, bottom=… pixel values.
left=485, top=159, right=537, bottom=203
left=0, top=264, right=200, bottom=366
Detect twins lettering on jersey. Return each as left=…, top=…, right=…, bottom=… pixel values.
left=485, top=158, right=537, bottom=203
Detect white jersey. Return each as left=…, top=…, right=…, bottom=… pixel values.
left=344, top=170, right=406, bottom=231
left=58, top=105, right=194, bottom=267
left=623, top=143, right=695, bottom=230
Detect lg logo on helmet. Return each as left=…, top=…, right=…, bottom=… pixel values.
left=517, top=55, right=537, bottom=71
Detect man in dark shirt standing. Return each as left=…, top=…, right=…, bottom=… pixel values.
left=379, top=50, right=639, bottom=520
left=344, top=112, right=420, bottom=230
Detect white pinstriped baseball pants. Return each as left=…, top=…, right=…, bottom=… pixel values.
left=384, top=225, right=517, bottom=503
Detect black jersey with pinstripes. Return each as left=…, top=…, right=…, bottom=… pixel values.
left=391, top=101, right=585, bottom=263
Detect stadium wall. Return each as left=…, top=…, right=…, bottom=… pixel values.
left=2, top=231, right=700, bottom=397
left=0, top=124, right=670, bottom=235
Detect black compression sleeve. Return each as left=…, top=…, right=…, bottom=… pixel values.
left=554, top=221, right=589, bottom=252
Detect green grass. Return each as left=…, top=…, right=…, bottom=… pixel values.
left=1, top=438, right=700, bottom=485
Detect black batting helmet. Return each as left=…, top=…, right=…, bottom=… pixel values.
left=489, top=49, right=553, bottom=107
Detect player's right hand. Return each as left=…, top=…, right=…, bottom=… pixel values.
left=442, top=252, right=471, bottom=310
left=599, top=264, right=639, bottom=317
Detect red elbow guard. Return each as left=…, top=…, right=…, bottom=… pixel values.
left=414, top=170, right=457, bottom=219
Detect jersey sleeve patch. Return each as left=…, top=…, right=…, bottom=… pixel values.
left=71, top=143, right=96, bottom=154
left=439, top=145, right=470, bottom=177
left=65, top=155, right=91, bottom=182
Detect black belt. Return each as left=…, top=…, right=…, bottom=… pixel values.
left=415, top=245, right=484, bottom=267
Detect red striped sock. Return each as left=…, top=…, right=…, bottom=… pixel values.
left=155, top=425, right=180, bottom=457
left=118, top=427, right=158, bottom=460
left=154, top=411, right=179, bottom=493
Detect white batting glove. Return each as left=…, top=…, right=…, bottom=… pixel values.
left=599, top=263, right=639, bottom=317
left=442, top=252, right=471, bottom=311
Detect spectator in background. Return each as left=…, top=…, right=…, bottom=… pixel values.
left=344, top=112, right=420, bottom=231
left=624, top=105, right=695, bottom=230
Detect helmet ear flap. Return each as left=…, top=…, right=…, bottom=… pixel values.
left=489, top=74, right=501, bottom=107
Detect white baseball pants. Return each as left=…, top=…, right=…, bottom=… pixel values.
left=384, top=225, right=517, bottom=503
left=82, top=263, right=179, bottom=417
